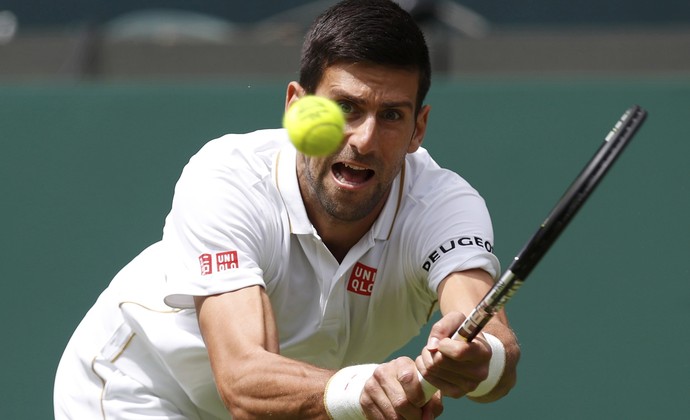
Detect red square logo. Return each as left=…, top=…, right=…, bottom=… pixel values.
left=216, top=251, right=239, bottom=271
left=347, top=262, right=377, bottom=296
left=199, top=253, right=213, bottom=276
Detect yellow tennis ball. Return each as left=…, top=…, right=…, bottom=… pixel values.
left=283, top=95, right=345, bottom=156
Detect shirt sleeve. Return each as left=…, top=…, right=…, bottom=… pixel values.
left=161, top=137, right=284, bottom=308
left=423, top=190, right=500, bottom=293
left=405, top=164, right=500, bottom=295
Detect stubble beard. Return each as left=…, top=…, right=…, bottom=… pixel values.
left=301, top=157, right=391, bottom=223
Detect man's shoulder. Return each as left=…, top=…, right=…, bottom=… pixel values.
left=405, top=148, right=479, bottom=200
left=186, top=128, right=287, bottom=173
left=171, top=129, right=289, bottom=201
left=198, top=128, right=289, bottom=157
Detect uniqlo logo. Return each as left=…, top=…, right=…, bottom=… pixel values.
left=199, top=254, right=213, bottom=276
left=347, top=262, right=377, bottom=296
left=216, top=251, right=239, bottom=271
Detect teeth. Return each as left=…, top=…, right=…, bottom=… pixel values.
left=344, top=163, right=367, bottom=171
left=334, top=162, right=373, bottom=185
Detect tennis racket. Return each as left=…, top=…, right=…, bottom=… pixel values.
left=420, top=105, right=647, bottom=399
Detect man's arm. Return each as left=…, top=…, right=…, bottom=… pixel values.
left=416, top=268, right=520, bottom=402
left=195, top=286, right=333, bottom=419
left=195, top=285, right=443, bottom=419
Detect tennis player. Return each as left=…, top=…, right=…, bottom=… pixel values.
left=54, top=1, right=519, bottom=418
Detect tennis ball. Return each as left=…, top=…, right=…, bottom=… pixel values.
left=283, top=95, right=345, bottom=156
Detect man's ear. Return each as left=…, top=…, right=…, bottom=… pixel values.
left=408, top=104, right=431, bottom=153
left=285, top=82, right=307, bottom=111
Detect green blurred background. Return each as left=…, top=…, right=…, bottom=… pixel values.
left=1, top=1, right=689, bottom=419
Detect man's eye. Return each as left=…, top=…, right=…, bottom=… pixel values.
left=338, top=102, right=353, bottom=114
left=382, top=110, right=402, bottom=121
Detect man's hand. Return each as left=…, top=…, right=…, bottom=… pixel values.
left=360, top=357, right=444, bottom=420
left=415, top=312, right=492, bottom=398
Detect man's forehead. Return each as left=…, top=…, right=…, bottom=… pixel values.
left=316, top=62, right=420, bottom=104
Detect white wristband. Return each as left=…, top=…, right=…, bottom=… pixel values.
left=324, top=364, right=378, bottom=420
left=417, top=332, right=506, bottom=400
left=466, top=332, right=506, bottom=397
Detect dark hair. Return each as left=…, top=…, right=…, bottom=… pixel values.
left=300, top=0, right=431, bottom=111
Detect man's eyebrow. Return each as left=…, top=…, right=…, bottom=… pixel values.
left=382, top=100, right=415, bottom=110
left=330, top=89, right=414, bottom=110
left=331, top=90, right=365, bottom=105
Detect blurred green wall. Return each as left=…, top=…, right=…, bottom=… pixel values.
left=1, top=77, right=688, bottom=418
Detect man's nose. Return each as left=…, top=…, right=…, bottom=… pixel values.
left=346, top=115, right=378, bottom=155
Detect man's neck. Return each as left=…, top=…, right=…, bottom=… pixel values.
left=308, top=196, right=386, bottom=263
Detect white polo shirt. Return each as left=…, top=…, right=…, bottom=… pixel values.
left=55, top=129, right=500, bottom=419
left=162, top=128, right=499, bottom=367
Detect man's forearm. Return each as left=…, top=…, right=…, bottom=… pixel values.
left=213, top=351, right=334, bottom=419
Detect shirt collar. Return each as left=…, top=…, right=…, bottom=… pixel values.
left=274, top=139, right=405, bottom=240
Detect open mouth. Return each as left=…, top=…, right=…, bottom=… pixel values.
left=332, top=162, right=375, bottom=186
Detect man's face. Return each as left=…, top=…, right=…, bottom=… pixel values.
left=294, top=62, right=430, bottom=223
